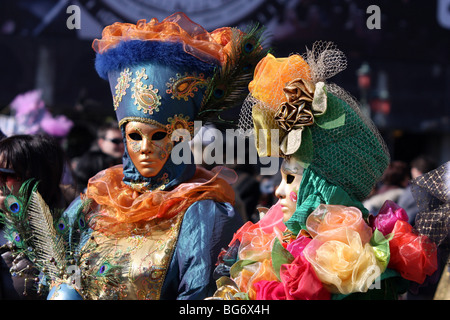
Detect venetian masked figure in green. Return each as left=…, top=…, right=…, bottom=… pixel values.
left=209, top=42, right=439, bottom=300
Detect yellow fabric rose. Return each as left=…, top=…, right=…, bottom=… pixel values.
left=303, top=228, right=382, bottom=295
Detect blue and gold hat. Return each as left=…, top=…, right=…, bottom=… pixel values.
left=93, top=12, right=267, bottom=191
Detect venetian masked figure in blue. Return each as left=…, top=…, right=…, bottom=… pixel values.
left=0, top=12, right=267, bottom=300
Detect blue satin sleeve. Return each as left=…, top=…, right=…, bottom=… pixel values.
left=160, top=200, right=243, bottom=300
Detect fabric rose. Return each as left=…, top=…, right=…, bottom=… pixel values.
left=254, top=280, right=286, bottom=300
left=388, top=220, right=438, bottom=284
left=253, top=255, right=330, bottom=300
left=228, top=202, right=285, bottom=258
left=286, top=235, right=312, bottom=258
left=238, top=226, right=277, bottom=262
left=303, top=228, right=382, bottom=295
left=284, top=78, right=315, bottom=105
left=274, top=78, right=320, bottom=132
left=280, top=255, right=331, bottom=300
left=232, top=259, right=278, bottom=300
left=258, top=201, right=287, bottom=234
left=306, top=204, right=373, bottom=244
left=368, top=200, right=408, bottom=235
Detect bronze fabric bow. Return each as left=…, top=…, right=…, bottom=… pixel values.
left=274, top=78, right=320, bottom=132
left=273, top=79, right=327, bottom=155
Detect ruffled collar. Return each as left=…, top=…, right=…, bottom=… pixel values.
left=85, top=165, right=235, bottom=236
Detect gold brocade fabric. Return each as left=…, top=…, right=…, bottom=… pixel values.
left=81, top=212, right=184, bottom=300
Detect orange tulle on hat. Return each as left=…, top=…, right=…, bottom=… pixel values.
left=248, top=53, right=312, bottom=109
left=93, top=13, right=238, bottom=66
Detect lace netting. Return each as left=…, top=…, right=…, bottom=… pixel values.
left=237, top=93, right=261, bottom=137
left=410, top=162, right=450, bottom=262
left=303, top=82, right=390, bottom=200
left=302, top=41, right=347, bottom=83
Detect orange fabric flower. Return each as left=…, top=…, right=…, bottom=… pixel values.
left=248, top=54, right=312, bottom=109
left=306, top=204, right=373, bottom=244
left=238, top=225, right=278, bottom=262
left=92, top=12, right=235, bottom=65
left=233, top=259, right=279, bottom=300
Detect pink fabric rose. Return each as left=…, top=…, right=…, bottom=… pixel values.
left=368, top=200, right=408, bottom=235
left=286, top=235, right=311, bottom=258
left=254, top=280, right=286, bottom=300
left=254, top=255, right=330, bottom=300
left=259, top=200, right=287, bottom=234
left=280, top=255, right=330, bottom=300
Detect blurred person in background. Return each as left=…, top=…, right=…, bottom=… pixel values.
left=95, top=121, right=124, bottom=164
left=0, top=134, right=74, bottom=299
left=363, top=160, right=410, bottom=214
left=70, top=121, right=124, bottom=192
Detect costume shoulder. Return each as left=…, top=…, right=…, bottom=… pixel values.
left=161, top=199, right=243, bottom=300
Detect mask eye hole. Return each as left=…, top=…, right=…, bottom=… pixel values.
left=128, top=132, right=142, bottom=141
left=286, top=174, right=295, bottom=184
left=151, top=131, right=167, bottom=141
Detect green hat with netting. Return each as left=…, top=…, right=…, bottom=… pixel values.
left=238, top=41, right=390, bottom=234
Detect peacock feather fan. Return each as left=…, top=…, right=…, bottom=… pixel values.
left=0, top=180, right=89, bottom=290
left=55, top=196, right=92, bottom=255
left=0, top=179, right=131, bottom=299
left=0, top=180, right=40, bottom=256
left=197, top=24, right=269, bottom=125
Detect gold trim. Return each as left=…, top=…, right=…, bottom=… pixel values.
left=155, top=211, right=186, bottom=300
left=119, top=117, right=167, bottom=130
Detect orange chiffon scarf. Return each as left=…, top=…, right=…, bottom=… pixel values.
left=85, top=165, right=235, bottom=236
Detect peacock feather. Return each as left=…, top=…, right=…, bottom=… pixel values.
left=56, top=196, right=92, bottom=254
left=1, top=180, right=39, bottom=256
left=26, top=188, right=67, bottom=279
left=0, top=179, right=103, bottom=297
left=75, top=238, right=130, bottom=299
left=197, top=24, right=269, bottom=125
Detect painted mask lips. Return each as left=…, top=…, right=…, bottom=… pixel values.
left=139, top=159, right=156, bottom=166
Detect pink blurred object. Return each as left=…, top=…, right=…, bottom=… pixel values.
left=40, top=111, right=74, bottom=137
left=259, top=200, right=287, bottom=233
left=10, top=90, right=45, bottom=116
left=368, top=200, right=409, bottom=235
left=9, top=90, right=73, bottom=137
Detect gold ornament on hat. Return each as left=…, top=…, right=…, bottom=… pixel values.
left=274, top=79, right=327, bottom=155
left=131, top=68, right=162, bottom=115
left=274, top=78, right=320, bottom=131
